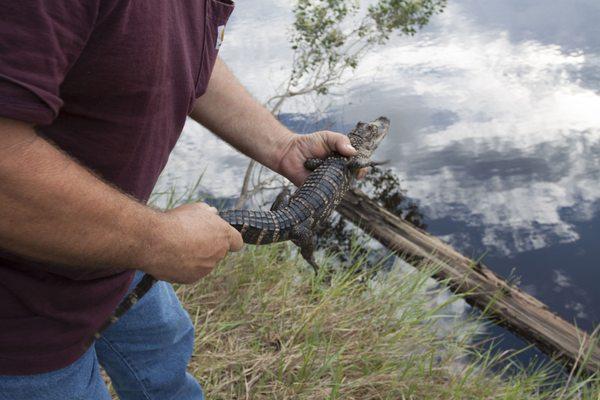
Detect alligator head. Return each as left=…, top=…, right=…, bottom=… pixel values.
left=347, top=116, right=390, bottom=171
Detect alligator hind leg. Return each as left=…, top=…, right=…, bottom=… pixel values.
left=270, top=186, right=291, bottom=211
left=292, top=222, right=319, bottom=274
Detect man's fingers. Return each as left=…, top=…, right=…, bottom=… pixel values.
left=321, top=131, right=357, bottom=157
left=196, top=202, right=241, bottom=251
left=293, top=170, right=309, bottom=187
left=227, top=227, right=244, bottom=252
left=196, top=202, right=218, bottom=214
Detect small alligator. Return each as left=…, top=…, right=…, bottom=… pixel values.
left=220, top=116, right=390, bottom=271
left=88, top=116, right=389, bottom=345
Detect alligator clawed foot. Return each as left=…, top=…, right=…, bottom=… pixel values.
left=302, top=251, right=320, bottom=275
left=347, top=159, right=390, bottom=171
left=292, top=222, right=319, bottom=274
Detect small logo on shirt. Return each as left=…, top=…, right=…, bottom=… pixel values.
left=216, top=25, right=225, bottom=50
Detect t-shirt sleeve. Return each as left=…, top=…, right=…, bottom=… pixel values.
left=0, top=1, right=99, bottom=125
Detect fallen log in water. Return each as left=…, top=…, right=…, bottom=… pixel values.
left=338, top=188, right=600, bottom=375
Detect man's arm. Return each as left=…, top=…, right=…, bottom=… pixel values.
left=0, top=117, right=242, bottom=283
left=190, top=58, right=359, bottom=186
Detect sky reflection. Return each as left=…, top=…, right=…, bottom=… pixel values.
left=333, top=1, right=600, bottom=257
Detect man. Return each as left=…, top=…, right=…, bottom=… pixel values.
left=0, top=1, right=358, bottom=399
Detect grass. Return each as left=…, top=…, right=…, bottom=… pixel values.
left=170, top=243, right=599, bottom=399
left=107, top=185, right=600, bottom=398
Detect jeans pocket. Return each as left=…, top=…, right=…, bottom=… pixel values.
left=195, top=0, right=235, bottom=97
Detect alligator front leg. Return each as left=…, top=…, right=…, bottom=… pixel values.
left=346, top=158, right=388, bottom=171
left=291, top=221, right=319, bottom=274
left=304, top=158, right=324, bottom=171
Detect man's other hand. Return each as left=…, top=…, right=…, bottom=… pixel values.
left=275, top=130, right=368, bottom=186
left=144, top=203, right=243, bottom=284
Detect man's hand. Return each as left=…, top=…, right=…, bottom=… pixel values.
left=275, top=131, right=360, bottom=186
left=145, top=203, right=244, bottom=284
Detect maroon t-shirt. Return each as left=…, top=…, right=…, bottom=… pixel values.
left=0, top=0, right=233, bottom=375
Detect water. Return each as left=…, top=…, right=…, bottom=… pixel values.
left=157, top=0, right=600, bottom=338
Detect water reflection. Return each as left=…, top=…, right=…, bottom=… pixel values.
left=156, top=0, right=600, bottom=328
left=330, top=1, right=600, bottom=328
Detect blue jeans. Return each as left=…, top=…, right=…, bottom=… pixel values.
left=0, top=272, right=203, bottom=400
